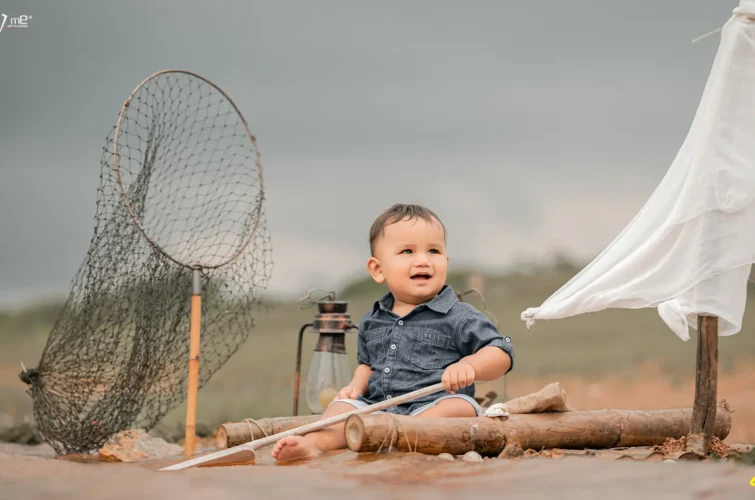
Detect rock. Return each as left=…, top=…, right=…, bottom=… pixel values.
left=437, top=453, right=455, bottom=461
left=99, top=429, right=182, bottom=462
left=462, top=451, right=483, bottom=463
left=499, top=444, right=524, bottom=458
left=0, top=422, right=43, bottom=445
left=483, top=403, right=510, bottom=418
left=663, top=459, right=675, bottom=463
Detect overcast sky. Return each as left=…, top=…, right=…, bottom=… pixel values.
left=0, top=0, right=736, bottom=307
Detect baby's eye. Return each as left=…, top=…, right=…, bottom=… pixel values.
left=429, top=249, right=440, bottom=254
left=401, top=249, right=412, bottom=254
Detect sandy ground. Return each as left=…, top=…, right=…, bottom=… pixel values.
left=1, top=442, right=754, bottom=499
left=2, top=362, right=754, bottom=499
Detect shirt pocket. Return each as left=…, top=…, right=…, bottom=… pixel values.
left=409, top=329, right=453, bottom=370
left=363, top=327, right=388, bottom=365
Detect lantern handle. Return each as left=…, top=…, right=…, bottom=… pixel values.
left=293, top=323, right=314, bottom=416
left=297, top=288, right=336, bottom=309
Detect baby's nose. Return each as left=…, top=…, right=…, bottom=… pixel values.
left=414, top=253, right=431, bottom=265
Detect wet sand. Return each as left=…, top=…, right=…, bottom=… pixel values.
left=2, top=442, right=754, bottom=499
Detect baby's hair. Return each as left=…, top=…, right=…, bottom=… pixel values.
left=369, top=203, right=447, bottom=255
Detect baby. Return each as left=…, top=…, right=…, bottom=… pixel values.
left=272, top=203, right=514, bottom=462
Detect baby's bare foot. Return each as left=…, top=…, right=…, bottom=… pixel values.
left=271, top=436, right=321, bottom=463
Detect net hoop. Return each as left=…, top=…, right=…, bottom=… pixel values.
left=112, top=69, right=264, bottom=270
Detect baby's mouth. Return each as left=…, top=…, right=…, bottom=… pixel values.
left=411, top=273, right=432, bottom=281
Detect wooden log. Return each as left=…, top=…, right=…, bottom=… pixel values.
left=215, top=416, right=320, bottom=449
left=345, top=407, right=731, bottom=456
left=345, top=413, right=507, bottom=456
left=688, top=315, right=718, bottom=455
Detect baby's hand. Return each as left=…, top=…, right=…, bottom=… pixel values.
left=337, top=384, right=362, bottom=400
left=442, top=362, right=476, bottom=394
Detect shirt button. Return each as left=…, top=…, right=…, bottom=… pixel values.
left=390, top=344, right=397, bottom=350
left=384, top=367, right=390, bottom=373
left=398, top=320, right=403, bottom=325
left=386, top=395, right=392, bottom=399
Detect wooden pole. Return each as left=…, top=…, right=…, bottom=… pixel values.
left=184, top=268, right=203, bottom=457
left=688, top=315, right=719, bottom=455
left=345, top=407, right=732, bottom=456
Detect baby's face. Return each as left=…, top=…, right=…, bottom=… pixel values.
left=370, top=216, right=448, bottom=305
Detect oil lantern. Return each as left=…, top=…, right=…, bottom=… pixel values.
left=294, top=298, right=356, bottom=415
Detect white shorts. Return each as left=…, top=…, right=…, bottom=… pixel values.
left=329, top=393, right=483, bottom=416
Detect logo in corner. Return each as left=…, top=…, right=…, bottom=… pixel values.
left=0, top=14, right=31, bottom=33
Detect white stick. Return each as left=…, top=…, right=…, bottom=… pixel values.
left=160, top=382, right=446, bottom=471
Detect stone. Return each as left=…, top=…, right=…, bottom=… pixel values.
left=0, top=422, right=43, bottom=445
left=462, top=451, right=483, bottom=463
left=499, top=444, right=524, bottom=458
left=663, top=459, right=675, bottom=463
left=437, top=453, right=455, bottom=461
left=99, top=429, right=182, bottom=462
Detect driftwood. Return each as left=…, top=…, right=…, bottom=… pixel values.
left=215, top=416, right=319, bottom=449
left=504, top=382, right=574, bottom=414
left=345, top=404, right=732, bottom=457
left=346, top=413, right=506, bottom=456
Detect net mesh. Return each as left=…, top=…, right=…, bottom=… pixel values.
left=21, top=71, right=272, bottom=455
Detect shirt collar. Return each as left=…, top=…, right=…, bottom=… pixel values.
left=371, top=285, right=457, bottom=316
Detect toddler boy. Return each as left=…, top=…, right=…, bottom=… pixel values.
left=272, top=204, right=514, bottom=462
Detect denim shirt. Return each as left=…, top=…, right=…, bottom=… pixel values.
left=356, top=285, right=514, bottom=415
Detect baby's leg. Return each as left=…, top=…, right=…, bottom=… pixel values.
left=415, top=397, right=478, bottom=418
left=271, top=402, right=355, bottom=463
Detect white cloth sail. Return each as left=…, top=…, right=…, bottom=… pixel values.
left=521, top=1, right=755, bottom=340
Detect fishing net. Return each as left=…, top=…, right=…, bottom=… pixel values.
left=20, top=70, right=272, bottom=455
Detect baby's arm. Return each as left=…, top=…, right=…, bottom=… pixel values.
left=337, top=319, right=374, bottom=399
left=443, top=347, right=511, bottom=394
left=462, top=346, right=511, bottom=380
left=337, top=364, right=373, bottom=399
left=442, top=309, right=514, bottom=394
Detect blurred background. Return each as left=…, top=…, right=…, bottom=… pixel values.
left=1, top=0, right=753, bottom=444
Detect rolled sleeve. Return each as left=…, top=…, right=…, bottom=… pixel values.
left=457, top=310, right=514, bottom=374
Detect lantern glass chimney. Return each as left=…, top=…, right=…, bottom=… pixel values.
left=305, top=350, right=351, bottom=413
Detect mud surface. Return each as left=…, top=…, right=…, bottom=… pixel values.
left=2, top=442, right=754, bottom=499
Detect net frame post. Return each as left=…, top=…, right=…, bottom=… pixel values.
left=184, top=267, right=203, bottom=457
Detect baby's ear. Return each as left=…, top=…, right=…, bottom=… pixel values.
left=366, top=257, right=385, bottom=283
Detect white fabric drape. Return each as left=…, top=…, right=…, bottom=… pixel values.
left=521, top=1, right=755, bottom=340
